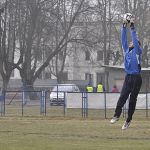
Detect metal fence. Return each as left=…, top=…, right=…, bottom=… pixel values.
left=0, top=90, right=149, bottom=118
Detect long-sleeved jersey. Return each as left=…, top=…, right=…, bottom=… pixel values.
left=121, top=26, right=142, bottom=74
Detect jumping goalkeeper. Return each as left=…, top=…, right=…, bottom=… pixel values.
left=110, top=14, right=142, bottom=130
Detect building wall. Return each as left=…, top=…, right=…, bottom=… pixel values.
left=60, top=46, right=105, bottom=87
left=106, top=68, right=125, bottom=92
left=104, top=67, right=150, bottom=93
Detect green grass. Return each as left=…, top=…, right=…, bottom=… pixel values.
left=0, top=117, right=150, bottom=150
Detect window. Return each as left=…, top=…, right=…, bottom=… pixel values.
left=85, top=51, right=90, bottom=60
left=97, top=51, right=103, bottom=61
left=96, top=73, right=104, bottom=85
left=85, top=73, right=93, bottom=85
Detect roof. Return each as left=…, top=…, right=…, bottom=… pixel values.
left=102, top=65, right=124, bottom=69
left=102, top=65, right=150, bottom=72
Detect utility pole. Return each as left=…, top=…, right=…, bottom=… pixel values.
left=0, top=3, right=4, bottom=88
left=0, top=5, right=5, bottom=60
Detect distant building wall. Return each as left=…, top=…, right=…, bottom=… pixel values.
left=104, top=65, right=150, bottom=92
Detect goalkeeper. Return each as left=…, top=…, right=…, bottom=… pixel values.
left=110, top=14, right=142, bottom=130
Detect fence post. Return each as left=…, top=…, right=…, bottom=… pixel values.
left=104, top=92, right=107, bottom=119
left=41, top=90, right=46, bottom=115
left=44, top=91, right=47, bottom=116
left=123, top=97, right=129, bottom=119
left=146, top=92, right=148, bottom=117
left=22, top=91, right=24, bottom=116
left=64, top=92, right=66, bottom=117
left=86, top=93, right=88, bottom=117
left=82, top=92, right=88, bottom=118
left=0, top=91, right=5, bottom=116
left=22, top=91, right=27, bottom=106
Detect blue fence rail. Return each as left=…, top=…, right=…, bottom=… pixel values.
left=0, top=90, right=149, bottom=118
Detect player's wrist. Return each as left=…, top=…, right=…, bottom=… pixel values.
left=123, top=23, right=127, bottom=27
left=130, top=23, right=134, bottom=29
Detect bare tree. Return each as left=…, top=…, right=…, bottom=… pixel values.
left=14, top=0, right=86, bottom=88
left=0, top=0, right=149, bottom=91
left=125, top=0, right=150, bottom=67
left=0, top=0, right=18, bottom=90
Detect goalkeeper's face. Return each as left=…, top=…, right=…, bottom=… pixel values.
left=129, top=41, right=141, bottom=48
left=129, top=41, right=134, bottom=48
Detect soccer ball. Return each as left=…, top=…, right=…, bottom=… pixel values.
left=123, top=13, right=133, bottom=23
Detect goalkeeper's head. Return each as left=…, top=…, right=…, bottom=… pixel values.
left=129, top=40, right=141, bottom=49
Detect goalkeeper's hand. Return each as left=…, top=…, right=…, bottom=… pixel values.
left=130, top=17, right=135, bottom=28
left=122, top=16, right=127, bottom=27
left=123, top=17, right=128, bottom=24
left=130, top=17, right=134, bottom=23
left=123, top=23, right=127, bottom=27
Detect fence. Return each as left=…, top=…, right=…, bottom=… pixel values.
left=0, top=90, right=149, bottom=118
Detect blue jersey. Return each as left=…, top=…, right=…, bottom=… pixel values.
left=121, top=26, right=142, bottom=74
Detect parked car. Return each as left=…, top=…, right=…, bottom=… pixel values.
left=50, top=84, right=80, bottom=106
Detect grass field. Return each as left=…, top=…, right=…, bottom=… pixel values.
left=0, top=116, right=150, bottom=150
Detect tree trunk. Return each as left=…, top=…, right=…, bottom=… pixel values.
left=103, top=0, right=107, bottom=65
left=21, top=78, right=38, bottom=100
left=2, top=79, right=9, bottom=91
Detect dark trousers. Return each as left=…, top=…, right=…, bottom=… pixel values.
left=114, top=74, right=142, bottom=122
